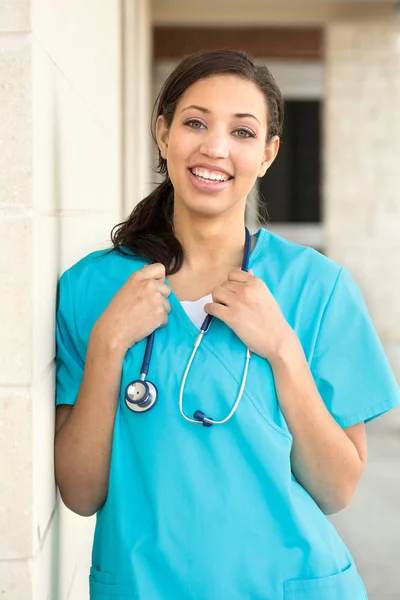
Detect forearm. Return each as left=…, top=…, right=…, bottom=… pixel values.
left=55, top=328, right=125, bottom=516
left=269, top=334, right=364, bottom=515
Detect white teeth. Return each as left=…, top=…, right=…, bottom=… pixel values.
left=191, top=168, right=229, bottom=182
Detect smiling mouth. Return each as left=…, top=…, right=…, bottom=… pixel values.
left=188, top=168, right=234, bottom=183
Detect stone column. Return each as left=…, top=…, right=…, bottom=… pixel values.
left=0, top=3, right=48, bottom=598
left=0, top=1, right=125, bottom=598
left=325, top=17, right=400, bottom=394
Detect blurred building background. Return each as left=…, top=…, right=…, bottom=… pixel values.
left=0, top=0, right=399, bottom=598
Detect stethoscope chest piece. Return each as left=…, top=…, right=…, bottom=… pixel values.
left=124, top=379, right=158, bottom=412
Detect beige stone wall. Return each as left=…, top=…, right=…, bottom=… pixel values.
left=0, top=0, right=129, bottom=598
left=151, top=0, right=396, bottom=26
left=325, top=20, right=400, bottom=386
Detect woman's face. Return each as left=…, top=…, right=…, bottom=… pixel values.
left=156, top=74, right=279, bottom=220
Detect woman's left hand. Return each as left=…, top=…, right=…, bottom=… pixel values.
left=204, top=268, right=295, bottom=362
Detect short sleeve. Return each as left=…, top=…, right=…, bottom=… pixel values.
left=310, top=267, right=400, bottom=428
left=55, top=270, right=85, bottom=406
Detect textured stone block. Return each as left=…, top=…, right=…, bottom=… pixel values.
left=0, top=559, right=31, bottom=598
left=0, top=1, right=30, bottom=32
left=325, top=23, right=400, bottom=235
left=0, top=34, right=32, bottom=207
left=0, top=215, right=33, bottom=385
left=0, top=392, right=33, bottom=559
left=325, top=241, right=400, bottom=344
left=325, top=21, right=400, bottom=367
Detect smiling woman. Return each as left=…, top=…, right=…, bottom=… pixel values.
left=155, top=73, right=280, bottom=231
left=54, top=49, right=400, bottom=600
left=110, top=50, right=283, bottom=274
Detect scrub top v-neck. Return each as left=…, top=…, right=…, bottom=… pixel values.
left=180, top=294, right=212, bottom=330
left=56, top=227, right=400, bottom=600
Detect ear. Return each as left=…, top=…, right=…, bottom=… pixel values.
left=155, top=115, right=170, bottom=160
left=258, top=136, right=280, bottom=178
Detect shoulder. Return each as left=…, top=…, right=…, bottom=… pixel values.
left=57, top=247, right=148, bottom=343
left=59, top=246, right=147, bottom=291
left=255, top=228, right=343, bottom=294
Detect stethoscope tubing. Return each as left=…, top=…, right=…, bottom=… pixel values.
left=141, top=331, right=155, bottom=379
left=125, top=227, right=253, bottom=426
left=178, top=337, right=251, bottom=425
left=196, top=226, right=251, bottom=335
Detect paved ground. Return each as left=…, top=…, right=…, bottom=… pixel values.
left=329, top=407, right=400, bottom=600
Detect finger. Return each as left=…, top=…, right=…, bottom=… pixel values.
left=220, top=280, right=244, bottom=294
left=155, top=281, right=172, bottom=298
left=161, top=296, right=172, bottom=314
left=137, top=263, right=166, bottom=281
left=212, top=286, right=234, bottom=307
left=155, top=298, right=170, bottom=329
left=204, top=301, right=230, bottom=323
left=227, top=268, right=253, bottom=283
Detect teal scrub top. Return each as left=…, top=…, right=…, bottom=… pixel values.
left=55, top=228, right=400, bottom=600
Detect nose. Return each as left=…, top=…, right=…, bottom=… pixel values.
left=199, top=130, right=229, bottom=159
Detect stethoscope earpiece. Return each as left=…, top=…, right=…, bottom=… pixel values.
left=193, top=410, right=214, bottom=428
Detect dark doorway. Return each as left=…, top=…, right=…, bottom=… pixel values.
left=259, top=100, right=321, bottom=224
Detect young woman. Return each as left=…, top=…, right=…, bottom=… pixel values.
left=55, top=50, right=400, bottom=600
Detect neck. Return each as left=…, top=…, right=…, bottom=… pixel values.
left=173, top=214, right=247, bottom=272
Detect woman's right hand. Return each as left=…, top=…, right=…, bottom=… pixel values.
left=92, top=263, right=171, bottom=356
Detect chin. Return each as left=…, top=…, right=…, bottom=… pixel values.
left=185, top=198, right=235, bottom=219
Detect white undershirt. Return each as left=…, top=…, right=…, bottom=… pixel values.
left=180, top=294, right=213, bottom=329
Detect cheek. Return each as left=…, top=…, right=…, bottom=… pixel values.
left=232, top=141, right=264, bottom=170
left=164, top=134, right=186, bottom=181
left=234, top=151, right=262, bottom=182
left=167, top=129, right=194, bottom=162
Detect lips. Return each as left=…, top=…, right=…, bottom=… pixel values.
left=188, top=164, right=234, bottom=179
left=187, top=168, right=233, bottom=193
left=188, top=168, right=232, bottom=183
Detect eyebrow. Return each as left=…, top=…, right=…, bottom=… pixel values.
left=180, top=104, right=261, bottom=125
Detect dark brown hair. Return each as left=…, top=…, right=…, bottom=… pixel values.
left=111, top=49, right=284, bottom=274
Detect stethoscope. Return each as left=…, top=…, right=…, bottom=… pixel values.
left=124, top=228, right=252, bottom=427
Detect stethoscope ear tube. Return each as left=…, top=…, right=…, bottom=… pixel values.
left=179, top=345, right=252, bottom=427
left=198, top=227, right=252, bottom=336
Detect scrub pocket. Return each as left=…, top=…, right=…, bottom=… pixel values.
left=283, top=562, right=368, bottom=600
left=89, top=567, right=135, bottom=599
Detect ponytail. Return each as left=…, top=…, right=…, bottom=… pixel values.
left=110, top=178, right=184, bottom=275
